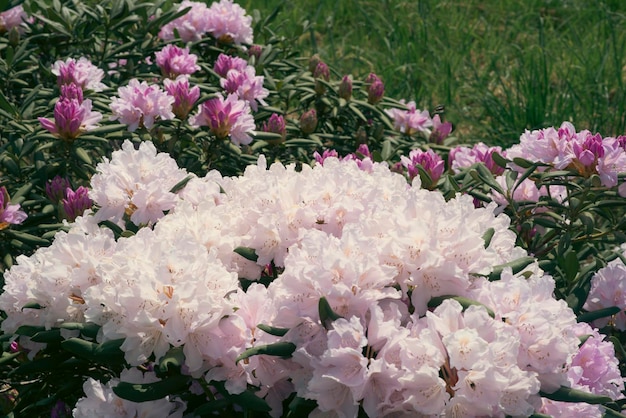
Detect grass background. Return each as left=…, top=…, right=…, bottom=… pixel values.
left=243, top=0, right=626, bottom=146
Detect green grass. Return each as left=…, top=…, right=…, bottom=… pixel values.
left=243, top=0, right=626, bottom=146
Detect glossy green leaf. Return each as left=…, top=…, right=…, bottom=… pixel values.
left=235, top=342, right=296, bottom=364
left=257, top=323, right=289, bottom=337
left=113, top=375, right=189, bottom=402
left=427, top=295, right=495, bottom=318
left=577, top=306, right=621, bottom=323
left=319, top=296, right=343, bottom=329
left=539, top=386, right=611, bottom=404
left=234, top=246, right=258, bottom=262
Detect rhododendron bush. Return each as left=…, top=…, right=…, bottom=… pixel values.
left=0, top=0, right=626, bottom=417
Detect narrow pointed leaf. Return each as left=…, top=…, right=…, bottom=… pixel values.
left=577, top=306, right=621, bottom=323
left=235, top=342, right=296, bottom=364
left=234, top=246, right=258, bottom=262
left=427, top=295, right=495, bottom=318
left=319, top=296, right=343, bottom=329
left=540, top=386, right=611, bottom=404
left=482, top=227, right=495, bottom=249
left=488, top=256, right=536, bottom=280
left=113, top=375, right=189, bottom=402
left=257, top=324, right=289, bottom=337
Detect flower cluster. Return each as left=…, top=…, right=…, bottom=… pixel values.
left=385, top=100, right=433, bottom=135
left=158, top=0, right=253, bottom=45
left=584, top=258, right=626, bottom=331
left=155, top=44, right=200, bottom=79
left=2, top=142, right=617, bottom=416
left=109, top=79, right=175, bottom=131
left=189, top=92, right=255, bottom=145
left=39, top=58, right=104, bottom=141
left=215, top=53, right=269, bottom=111
left=507, top=121, right=626, bottom=188
left=0, top=5, right=30, bottom=34
left=0, top=186, right=27, bottom=230
left=449, top=142, right=506, bottom=175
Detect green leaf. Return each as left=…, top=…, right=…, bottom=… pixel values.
left=234, top=246, right=258, bottom=262
left=427, top=295, right=495, bottom=318
left=73, top=147, right=92, bottom=165
left=4, top=230, right=50, bottom=246
left=229, top=390, right=272, bottom=412
left=487, top=256, right=536, bottom=280
left=30, top=329, right=62, bottom=343
left=257, top=323, right=289, bottom=337
left=559, top=250, right=579, bottom=283
left=58, top=322, right=100, bottom=339
left=169, top=175, right=193, bottom=194
left=319, top=296, right=343, bottom=329
left=113, top=375, right=189, bottom=402
left=539, top=386, right=611, bottom=404
left=491, top=151, right=509, bottom=169
left=61, top=337, right=97, bottom=358
left=158, top=346, right=185, bottom=375
left=15, top=325, right=45, bottom=337
left=577, top=306, right=621, bottom=324
left=21, top=302, right=43, bottom=310
left=235, top=342, right=296, bottom=364
left=482, top=227, right=495, bottom=249
left=603, top=407, right=626, bottom=418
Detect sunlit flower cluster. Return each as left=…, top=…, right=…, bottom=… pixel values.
left=158, top=0, right=253, bottom=45
left=1, top=142, right=617, bottom=416
left=109, top=79, right=175, bottom=131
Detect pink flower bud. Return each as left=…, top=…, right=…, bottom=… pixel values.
left=62, top=186, right=93, bottom=222
left=367, top=79, right=384, bottom=105
left=338, top=75, right=352, bottom=100
left=308, top=54, right=322, bottom=74
left=300, top=109, right=318, bottom=135
left=164, top=75, right=201, bottom=120
left=261, top=113, right=286, bottom=144
left=248, top=45, right=263, bottom=60
left=46, top=176, right=71, bottom=204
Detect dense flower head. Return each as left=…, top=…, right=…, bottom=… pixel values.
left=89, top=140, right=188, bottom=226
left=155, top=44, right=200, bottom=78
left=0, top=145, right=607, bottom=416
left=0, top=5, right=30, bottom=34
left=38, top=97, right=102, bottom=140
left=163, top=75, right=200, bottom=119
left=51, top=57, right=106, bottom=91
left=206, top=0, right=253, bottom=44
left=400, top=148, right=445, bottom=185
left=219, top=65, right=269, bottom=111
left=109, top=79, right=175, bottom=131
left=0, top=186, right=27, bottom=229
left=584, top=258, right=626, bottom=330
left=449, top=142, right=506, bottom=175
left=62, top=186, right=93, bottom=222
left=506, top=121, right=626, bottom=188
left=189, top=92, right=255, bottom=145
left=261, top=113, right=286, bottom=142
left=59, top=83, right=84, bottom=101
left=385, top=100, right=433, bottom=135
left=213, top=53, right=248, bottom=78
left=158, top=0, right=253, bottom=45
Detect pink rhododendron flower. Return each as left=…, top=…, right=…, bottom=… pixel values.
left=385, top=100, right=433, bottom=135
left=429, top=114, right=453, bottom=144
left=0, top=186, right=27, bottom=229
left=0, top=5, right=30, bottom=33
left=38, top=97, right=102, bottom=140
left=190, top=93, right=255, bottom=145
left=159, top=0, right=253, bottom=45
left=220, top=65, right=268, bottom=111
left=584, top=258, right=626, bottom=330
left=163, top=75, right=200, bottom=119
left=400, top=148, right=445, bottom=184
left=109, top=79, right=175, bottom=131
left=449, top=142, right=505, bottom=175
left=213, top=53, right=248, bottom=78
left=158, top=1, right=211, bottom=42
left=51, top=57, right=106, bottom=92
left=45, top=176, right=72, bottom=204
left=62, top=186, right=93, bottom=222
left=206, top=0, right=253, bottom=44
left=155, top=44, right=200, bottom=78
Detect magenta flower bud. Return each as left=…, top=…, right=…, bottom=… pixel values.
left=248, top=44, right=263, bottom=60
left=9, top=340, right=19, bottom=353
left=213, top=53, right=247, bottom=78
left=0, top=186, right=27, bottom=230
left=261, top=113, right=286, bottom=144
left=50, top=399, right=71, bottom=418
left=573, top=132, right=604, bottom=167
left=314, top=62, right=330, bottom=95
left=62, top=186, right=93, bottom=222
left=355, top=143, right=372, bottom=159
left=46, top=176, right=71, bottom=204
left=155, top=44, right=200, bottom=79
left=367, top=79, right=385, bottom=104
left=38, top=97, right=102, bottom=141
left=164, top=75, right=201, bottom=120
left=313, top=149, right=339, bottom=165
left=308, top=54, right=322, bottom=74
left=338, top=75, right=353, bottom=101
left=300, top=109, right=318, bottom=135
left=400, top=149, right=445, bottom=188
left=429, top=114, right=452, bottom=144
left=60, top=83, right=83, bottom=102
